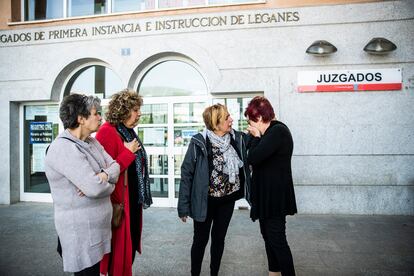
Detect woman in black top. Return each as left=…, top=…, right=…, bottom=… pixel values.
left=178, top=103, right=251, bottom=276
left=245, top=96, right=297, bottom=276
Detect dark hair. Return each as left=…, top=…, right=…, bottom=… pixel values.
left=202, top=103, right=229, bottom=131
left=105, top=89, right=143, bottom=125
left=59, top=94, right=101, bottom=129
left=244, top=96, right=275, bottom=123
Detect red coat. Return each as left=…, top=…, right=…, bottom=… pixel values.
left=96, top=122, right=142, bottom=276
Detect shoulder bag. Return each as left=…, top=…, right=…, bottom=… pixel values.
left=112, top=170, right=127, bottom=228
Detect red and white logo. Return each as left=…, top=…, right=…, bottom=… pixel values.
left=297, top=68, right=402, bottom=92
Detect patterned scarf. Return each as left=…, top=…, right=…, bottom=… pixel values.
left=206, top=129, right=243, bottom=184
left=117, top=123, right=152, bottom=209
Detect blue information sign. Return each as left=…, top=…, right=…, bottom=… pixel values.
left=29, top=122, right=53, bottom=144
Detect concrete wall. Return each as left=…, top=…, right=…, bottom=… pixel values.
left=0, top=0, right=413, bottom=213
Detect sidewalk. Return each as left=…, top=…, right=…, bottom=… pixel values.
left=0, top=202, right=413, bottom=276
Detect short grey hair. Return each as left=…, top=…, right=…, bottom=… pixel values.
left=84, top=95, right=101, bottom=113
left=59, top=93, right=101, bottom=129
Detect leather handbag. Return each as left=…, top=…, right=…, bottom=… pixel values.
left=112, top=171, right=127, bottom=228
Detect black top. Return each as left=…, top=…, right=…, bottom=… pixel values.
left=248, top=120, right=297, bottom=221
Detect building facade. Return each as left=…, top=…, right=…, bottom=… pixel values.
left=0, top=0, right=413, bottom=214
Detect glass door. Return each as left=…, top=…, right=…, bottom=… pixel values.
left=19, top=94, right=259, bottom=206
left=138, top=96, right=209, bottom=207
left=20, top=103, right=62, bottom=202
left=137, top=94, right=259, bottom=208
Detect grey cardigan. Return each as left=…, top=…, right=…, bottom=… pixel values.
left=178, top=129, right=251, bottom=222
left=44, top=130, right=119, bottom=272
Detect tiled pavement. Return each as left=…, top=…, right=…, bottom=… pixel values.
left=0, top=202, right=413, bottom=276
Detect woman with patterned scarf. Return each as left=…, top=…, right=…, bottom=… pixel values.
left=96, top=89, right=152, bottom=276
left=178, top=103, right=251, bottom=276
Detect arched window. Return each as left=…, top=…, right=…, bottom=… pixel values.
left=138, top=60, right=207, bottom=97
left=64, top=65, right=123, bottom=99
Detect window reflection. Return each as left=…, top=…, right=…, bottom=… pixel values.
left=113, top=0, right=155, bottom=12
left=23, top=0, right=263, bottom=21
left=137, top=127, right=168, bottom=146
left=158, top=0, right=204, bottom=9
left=139, top=61, right=207, bottom=97
left=175, top=178, right=180, bottom=198
left=174, top=155, right=184, bottom=175
left=173, top=102, right=205, bottom=145
left=24, top=105, right=60, bottom=193
left=25, top=0, right=63, bottom=20
left=65, top=65, right=123, bottom=99
left=174, top=102, right=205, bottom=123
left=68, top=0, right=107, bottom=17
left=209, top=0, right=254, bottom=4
left=212, top=96, right=253, bottom=131
left=150, top=178, right=168, bottom=197
left=174, top=126, right=204, bottom=146
left=140, top=104, right=168, bottom=124
left=149, top=155, right=168, bottom=175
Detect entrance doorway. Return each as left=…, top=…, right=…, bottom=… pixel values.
left=19, top=57, right=260, bottom=207
left=136, top=96, right=209, bottom=207
left=135, top=94, right=258, bottom=208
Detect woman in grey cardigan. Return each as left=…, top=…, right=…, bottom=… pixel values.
left=45, top=94, right=120, bottom=276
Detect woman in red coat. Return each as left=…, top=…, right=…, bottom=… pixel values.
left=96, top=89, right=152, bottom=276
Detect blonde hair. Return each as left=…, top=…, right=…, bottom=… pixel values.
left=202, top=104, right=229, bottom=131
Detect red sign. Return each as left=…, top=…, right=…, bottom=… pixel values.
left=297, top=68, right=402, bottom=93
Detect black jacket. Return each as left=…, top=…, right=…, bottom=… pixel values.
left=177, top=130, right=252, bottom=222
left=248, top=120, right=297, bottom=221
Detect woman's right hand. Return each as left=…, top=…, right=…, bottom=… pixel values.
left=124, top=138, right=141, bottom=153
left=180, top=216, right=188, bottom=223
left=246, top=125, right=261, bottom=138
left=97, top=171, right=108, bottom=182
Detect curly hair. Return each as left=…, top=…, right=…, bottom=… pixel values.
left=105, top=89, right=143, bottom=125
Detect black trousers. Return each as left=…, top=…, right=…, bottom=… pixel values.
left=259, top=217, right=295, bottom=276
left=191, top=199, right=235, bottom=276
left=73, top=261, right=100, bottom=276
